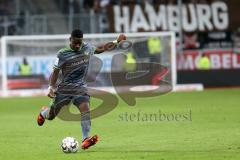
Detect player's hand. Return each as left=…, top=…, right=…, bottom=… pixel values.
left=47, top=86, right=56, bottom=98
left=117, top=34, right=127, bottom=43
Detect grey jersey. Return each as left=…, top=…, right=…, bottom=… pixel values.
left=53, top=42, right=95, bottom=94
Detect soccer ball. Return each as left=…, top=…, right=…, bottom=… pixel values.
left=61, top=137, right=79, bottom=153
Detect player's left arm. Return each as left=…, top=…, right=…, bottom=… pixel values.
left=94, top=34, right=127, bottom=54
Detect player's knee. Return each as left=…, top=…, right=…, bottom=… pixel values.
left=47, top=112, right=56, bottom=120
left=47, top=116, right=55, bottom=120
left=79, top=102, right=90, bottom=113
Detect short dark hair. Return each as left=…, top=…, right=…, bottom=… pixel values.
left=71, top=29, right=83, bottom=38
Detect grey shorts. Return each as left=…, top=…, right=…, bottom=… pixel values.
left=48, top=92, right=90, bottom=119
left=51, top=92, right=90, bottom=108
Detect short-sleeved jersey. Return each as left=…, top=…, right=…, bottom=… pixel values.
left=53, top=42, right=95, bottom=95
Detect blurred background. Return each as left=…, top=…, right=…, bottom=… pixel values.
left=1, top=2, right=240, bottom=159
left=0, top=0, right=240, bottom=96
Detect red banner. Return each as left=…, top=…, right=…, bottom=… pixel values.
left=177, top=50, right=240, bottom=70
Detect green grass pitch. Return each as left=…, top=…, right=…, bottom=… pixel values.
left=0, top=89, right=240, bottom=160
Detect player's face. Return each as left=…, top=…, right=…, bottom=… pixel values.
left=70, top=37, right=82, bottom=51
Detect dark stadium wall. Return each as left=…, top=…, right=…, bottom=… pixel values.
left=177, top=69, right=240, bottom=88
left=107, top=0, right=240, bottom=87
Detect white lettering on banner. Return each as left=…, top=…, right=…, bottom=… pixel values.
left=114, top=6, right=130, bottom=32
left=177, top=54, right=195, bottom=70
left=182, top=4, right=198, bottom=32
left=167, top=5, right=180, bottom=31
left=113, top=2, right=229, bottom=32
left=233, top=54, right=240, bottom=68
left=197, top=4, right=213, bottom=31
left=131, top=5, right=149, bottom=32
left=222, top=54, right=231, bottom=69
left=210, top=54, right=221, bottom=69
left=195, top=55, right=201, bottom=68
left=212, top=2, right=228, bottom=30
left=145, top=3, right=167, bottom=30
left=177, top=55, right=185, bottom=70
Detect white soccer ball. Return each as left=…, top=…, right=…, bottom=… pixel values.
left=61, top=137, right=79, bottom=153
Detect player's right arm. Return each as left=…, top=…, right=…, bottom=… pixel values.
left=47, top=68, right=59, bottom=98
left=47, top=52, right=64, bottom=98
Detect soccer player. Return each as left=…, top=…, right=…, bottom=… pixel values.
left=37, top=29, right=126, bottom=150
